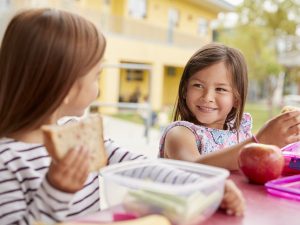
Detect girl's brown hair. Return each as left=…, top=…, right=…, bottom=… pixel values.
left=0, top=8, right=106, bottom=137
left=173, top=43, right=248, bottom=131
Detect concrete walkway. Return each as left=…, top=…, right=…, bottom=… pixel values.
left=102, top=115, right=161, bottom=158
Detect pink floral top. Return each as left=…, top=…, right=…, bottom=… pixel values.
left=159, top=113, right=252, bottom=157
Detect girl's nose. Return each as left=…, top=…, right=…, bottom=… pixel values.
left=202, top=89, right=214, bottom=102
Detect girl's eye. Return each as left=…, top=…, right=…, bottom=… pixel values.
left=216, top=87, right=227, bottom=92
left=193, top=83, right=204, bottom=88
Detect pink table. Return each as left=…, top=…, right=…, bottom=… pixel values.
left=203, top=171, right=300, bottom=225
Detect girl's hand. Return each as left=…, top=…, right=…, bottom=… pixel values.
left=220, top=179, right=245, bottom=216
left=47, top=146, right=90, bottom=193
left=256, top=110, right=300, bottom=148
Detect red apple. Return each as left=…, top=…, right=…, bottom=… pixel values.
left=238, top=143, right=284, bottom=184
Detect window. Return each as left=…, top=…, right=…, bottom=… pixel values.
left=126, top=69, right=144, bottom=81
left=166, top=66, right=176, bottom=76
left=128, top=0, right=147, bottom=19
left=198, top=18, right=208, bottom=35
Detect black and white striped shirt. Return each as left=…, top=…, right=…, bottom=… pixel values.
left=0, top=138, right=201, bottom=225
left=0, top=137, right=149, bottom=225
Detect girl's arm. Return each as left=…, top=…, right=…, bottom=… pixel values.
left=164, top=110, right=300, bottom=170
left=104, top=139, right=147, bottom=164
left=196, top=139, right=252, bottom=170
left=199, top=110, right=300, bottom=170
left=163, top=126, right=246, bottom=170
left=0, top=145, right=97, bottom=225
left=164, top=126, right=201, bottom=162
left=255, top=110, right=300, bottom=147
left=0, top=158, right=75, bottom=225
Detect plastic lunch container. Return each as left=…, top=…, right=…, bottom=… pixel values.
left=265, top=174, right=300, bottom=201
left=100, top=159, right=229, bottom=225
left=281, top=141, right=300, bottom=175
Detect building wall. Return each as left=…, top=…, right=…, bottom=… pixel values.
left=96, top=0, right=219, bottom=112
left=145, top=0, right=215, bottom=37
left=101, top=35, right=198, bottom=111
left=0, top=0, right=227, bottom=113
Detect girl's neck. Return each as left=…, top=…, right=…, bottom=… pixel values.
left=8, top=128, right=44, bottom=145
left=7, top=115, right=58, bottom=145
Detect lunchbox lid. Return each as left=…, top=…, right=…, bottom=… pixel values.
left=265, top=175, right=300, bottom=201
left=281, top=142, right=300, bottom=172
left=281, top=141, right=300, bottom=155
left=100, top=159, right=229, bottom=195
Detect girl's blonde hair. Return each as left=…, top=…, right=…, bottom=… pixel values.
left=173, top=43, right=248, bottom=131
left=0, top=8, right=106, bottom=137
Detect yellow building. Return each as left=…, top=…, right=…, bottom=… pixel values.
left=0, top=0, right=233, bottom=112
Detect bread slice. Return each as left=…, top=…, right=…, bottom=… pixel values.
left=281, top=105, right=300, bottom=114
left=42, top=114, right=107, bottom=172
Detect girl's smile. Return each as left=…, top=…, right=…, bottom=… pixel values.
left=196, top=105, right=218, bottom=113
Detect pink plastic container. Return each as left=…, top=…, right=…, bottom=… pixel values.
left=265, top=175, right=300, bottom=201
left=281, top=142, right=300, bottom=175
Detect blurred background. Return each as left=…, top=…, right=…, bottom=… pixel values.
left=1, top=0, right=300, bottom=154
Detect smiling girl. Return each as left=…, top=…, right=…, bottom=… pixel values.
left=159, top=43, right=300, bottom=170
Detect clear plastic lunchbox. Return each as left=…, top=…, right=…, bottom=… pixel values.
left=100, top=159, right=229, bottom=225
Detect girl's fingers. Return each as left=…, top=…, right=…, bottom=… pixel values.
left=222, top=195, right=245, bottom=216
left=221, top=192, right=241, bottom=210
left=61, top=146, right=81, bottom=169
left=73, top=148, right=90, bottom=182
left=286, top=134, right=300, bottom=144
left=227, top=197, right=244, bottom=212
left=282, top=111, right=300, bottom=127
left=72, top=147, right=89, bottom=169
left=59, top=146, right=88, bottom=177
left=221, top=180, right=245, bottom=216
left=281, top=124, right=300, bottom=144
left=65, top=147, right=90, bottom=186
left=288, top=123, right=300, bottom=135
left=77, top=159, right=90, bottom=184
left=46, top=146, right=90, bottom=193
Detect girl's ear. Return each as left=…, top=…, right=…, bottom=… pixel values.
left=63, top=82, right=78, bottom=105
left=63, top=96, right=70, bottom=105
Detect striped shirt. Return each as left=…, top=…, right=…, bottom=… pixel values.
left=0, top=138, right=200, bottom=225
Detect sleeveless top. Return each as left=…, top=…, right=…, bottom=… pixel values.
left=159, top=113, right=252, bottom=157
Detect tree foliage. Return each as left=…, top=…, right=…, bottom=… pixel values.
left=217, top=0, right=300, bottom=114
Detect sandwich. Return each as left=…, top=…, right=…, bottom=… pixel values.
left=42, top=114, right=107, bottom=172
left=281, top=105, right=300, bottom=114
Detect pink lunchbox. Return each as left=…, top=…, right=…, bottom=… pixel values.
left=265, top=175, right=300, bottom=201
left=281, top=142, right=300, bottom=175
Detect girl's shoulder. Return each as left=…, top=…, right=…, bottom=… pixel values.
left=0, top=137, right=47, bottom=172
left=159, top=120, right=202, bottom=157
left=0, top=137, right=45, bottom=155
left=163, top=120, right=200, bottom=135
